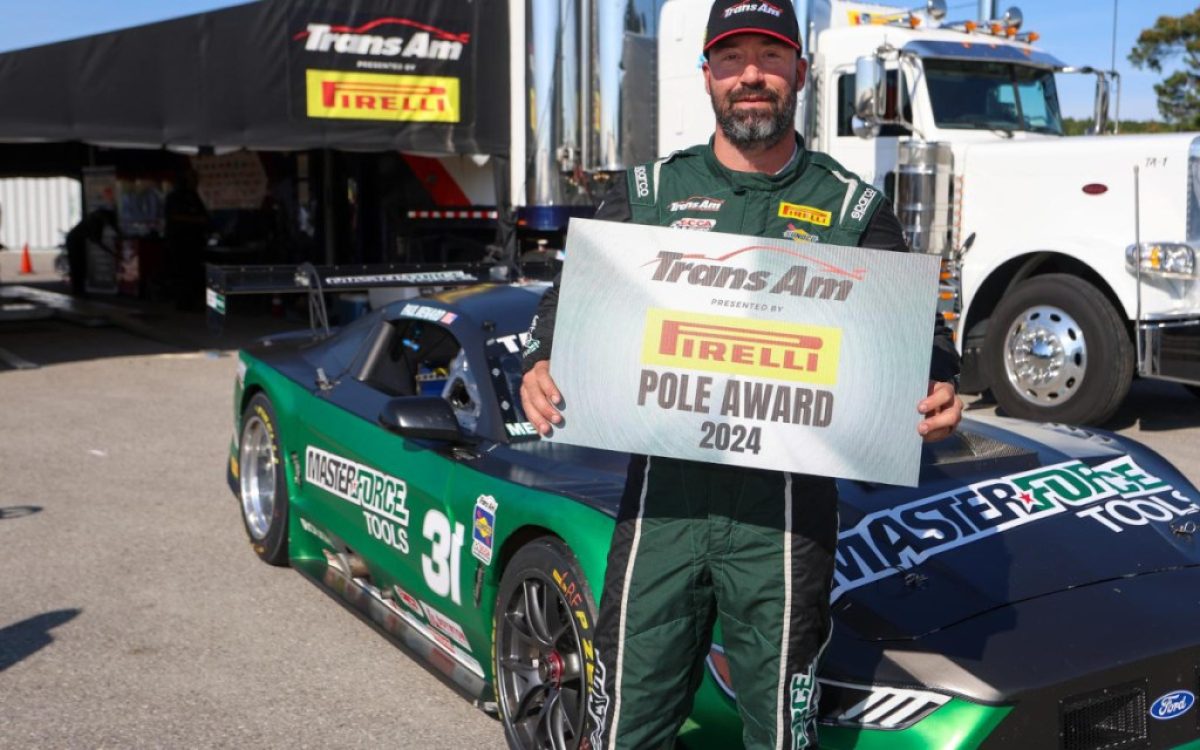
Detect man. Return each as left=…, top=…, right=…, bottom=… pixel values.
left=165, top=168, right=210, bottom=311
left=521, top=1, right=962, bottom=747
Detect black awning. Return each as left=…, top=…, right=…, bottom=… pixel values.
left=0, top=0, right=509, bottom=155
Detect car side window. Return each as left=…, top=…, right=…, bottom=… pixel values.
left=359, top=319, right=482, bottom=434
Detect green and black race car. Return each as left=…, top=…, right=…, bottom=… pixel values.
left=228, top=281, right=1200, bottom=750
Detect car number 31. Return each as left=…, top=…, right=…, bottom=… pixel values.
left=422, top=510, right=466, bottom=605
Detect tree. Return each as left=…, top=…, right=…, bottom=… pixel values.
left=1129, top=8, right=1200, bottom=129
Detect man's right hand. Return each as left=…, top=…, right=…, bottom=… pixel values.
left=520, top=360, right=563, bottom=436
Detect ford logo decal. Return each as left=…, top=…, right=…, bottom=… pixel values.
left=1150, top=690, right=1195, bottom=720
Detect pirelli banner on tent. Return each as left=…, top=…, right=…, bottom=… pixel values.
left=549, top=219, right=942, bottom=487
left=0, top=0, right=508, bottom=155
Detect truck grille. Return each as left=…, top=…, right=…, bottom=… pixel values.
left=1060, top=682, right=1148, bottom=750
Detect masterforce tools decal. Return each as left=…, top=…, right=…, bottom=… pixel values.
left=305, top=446, right=411, bottom=554
left=832, top=455, right=1195, bottom=600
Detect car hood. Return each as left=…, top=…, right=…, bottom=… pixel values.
left=832, top=414, right=1200, bottom=641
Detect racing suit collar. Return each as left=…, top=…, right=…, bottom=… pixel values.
left=701, top=132, right=811, bottom=191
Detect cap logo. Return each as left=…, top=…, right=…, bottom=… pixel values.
left=724, top=1, right=783, bottom=19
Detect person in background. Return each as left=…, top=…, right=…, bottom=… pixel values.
left=165, top=167, right=210, bottom=311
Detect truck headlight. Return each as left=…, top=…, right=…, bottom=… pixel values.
left=1125, top=242, right=1198, bottom=278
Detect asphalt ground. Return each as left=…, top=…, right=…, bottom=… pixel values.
left=0, top=254, right=1198, bottom=749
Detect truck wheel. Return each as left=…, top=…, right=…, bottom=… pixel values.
left=983, top=274, right=1132, bottom=425
left=238, top=393, right=290, bottom=566
left=494, top=537, right=598, bottom=750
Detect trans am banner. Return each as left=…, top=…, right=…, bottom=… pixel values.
left=549, top=219, right=941, bottom=486
left=0, top=0, right=508, bottom=154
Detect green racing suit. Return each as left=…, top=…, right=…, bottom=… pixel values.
left=523, top=136, right=960, bottom=750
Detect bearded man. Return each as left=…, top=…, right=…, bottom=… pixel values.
left=520, top=1, right=962, bottom=747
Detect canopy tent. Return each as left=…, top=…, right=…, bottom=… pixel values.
left=0, top=0, right=509, bottom=156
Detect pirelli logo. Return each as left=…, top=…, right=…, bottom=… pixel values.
left=641, top=308, right=840, bottom=385
left=305, top=70, right=460, bottom=122
left=777, top=202, right=831, bottom=227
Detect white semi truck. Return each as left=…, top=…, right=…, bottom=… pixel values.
left=390, top=0, right=1200, bottom=425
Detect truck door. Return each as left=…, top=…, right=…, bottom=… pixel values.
left=826, top=66, right=910, bottom=194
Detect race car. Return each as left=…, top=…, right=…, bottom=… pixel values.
left=227, top=281, right=1200, bottom=750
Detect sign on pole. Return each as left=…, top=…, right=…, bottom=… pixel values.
left=547, top=218, right=941, bottom=486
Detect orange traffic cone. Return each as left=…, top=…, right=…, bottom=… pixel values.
left=19, top=243, right=33, bottom=274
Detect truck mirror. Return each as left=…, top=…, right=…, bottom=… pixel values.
left=926, top=0, right=948, bottom=20
left=851, top=117, right=880, bottom=139
left=854, top=56, right=885, bottom=123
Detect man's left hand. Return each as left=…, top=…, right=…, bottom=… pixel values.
left=918, top=380, right=963, bottom=442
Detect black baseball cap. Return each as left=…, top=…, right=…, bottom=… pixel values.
left=703, top=0, right=801, bottom=54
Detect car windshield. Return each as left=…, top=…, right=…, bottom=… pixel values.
left=923, top=58, right=1064, bottom=135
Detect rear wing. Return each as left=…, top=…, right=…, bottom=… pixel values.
left=205, top=262, right=502, bottom=336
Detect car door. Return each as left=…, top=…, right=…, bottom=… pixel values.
left=317, top=313, right=488, bottom=676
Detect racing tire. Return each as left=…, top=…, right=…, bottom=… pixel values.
left=238, top=393, right=289, bottom=566
left=494, top=537, right=598, bottom=750
left=983, top=274, right=1132, bottom=425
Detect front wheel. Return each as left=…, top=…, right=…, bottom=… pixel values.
left=494, top=537, right=599, bottom=750
left=238, top=393, right=289, bottom=566
left=983, top=274, right=1132, bottom=425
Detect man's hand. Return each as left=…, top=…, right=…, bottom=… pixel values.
left=520, top=360, right=563, bottom=436
left=918, top=380, right=962, bottom=442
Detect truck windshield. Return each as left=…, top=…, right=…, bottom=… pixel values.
left=923, top=59, right=1063, bottom=135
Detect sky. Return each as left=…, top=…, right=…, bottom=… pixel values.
left=0, top=0, right=1194, bottom=122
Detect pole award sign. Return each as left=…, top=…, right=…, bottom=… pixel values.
left=546, top=218, right=942, bottom=486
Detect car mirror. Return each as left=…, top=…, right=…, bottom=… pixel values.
left=378, top=396, right=464, bottom=441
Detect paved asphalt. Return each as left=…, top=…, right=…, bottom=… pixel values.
left=0, top=253, right=1197, bottom=748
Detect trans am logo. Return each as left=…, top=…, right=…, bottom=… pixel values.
left=832, top=455, right=1199, bottom=601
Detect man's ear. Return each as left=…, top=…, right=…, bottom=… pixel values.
left=702, top=59, right=712, bottom=96
left=795, top=57, right=808, bottom=92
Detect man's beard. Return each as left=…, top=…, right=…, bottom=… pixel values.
left=714, top=84, right=796, bottom=149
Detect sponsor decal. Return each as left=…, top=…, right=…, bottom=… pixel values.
left=644, top=247, right=864, bottom=300
left=633, top=165, right=649, bottom=199
left=206, top=288, right=226, bottom=314
left=789, top=665, right=818, bottom=750
left=832, top=456, right=1194, bottom=601
left=850, top=188, right=877, bottom=221
left=670, top=218, right=716, bottom=232
left=305, top=70, right=460, bottom=123
left=668, top=196, right=724, bottom=213
left=328, top=270, right=475, bottom=286
left=783, top=223, right=819, bottom=243
left=1151, top=690, right=1195, bottom=720
left=778, top=203, right=831, bottom=227
left=392, top=584, right=424, bottom=615
left=421, top=600, right=471, bottom=651
left=299, top=516, right=334, bottom=547
left=305, top=446, right=410, bottom=554
left=471, top=495, right=498, bottom=565
left=493, top=332, right=532, bottom=354
left=641, top=307, right=840, bottom=386
left=724, top=1, right=783, bottom=19
left=400, top=303, right=458, bottom=324
left=505, top=421, right=539, bottom=437
left=294, top=18, right=469, bottom=60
